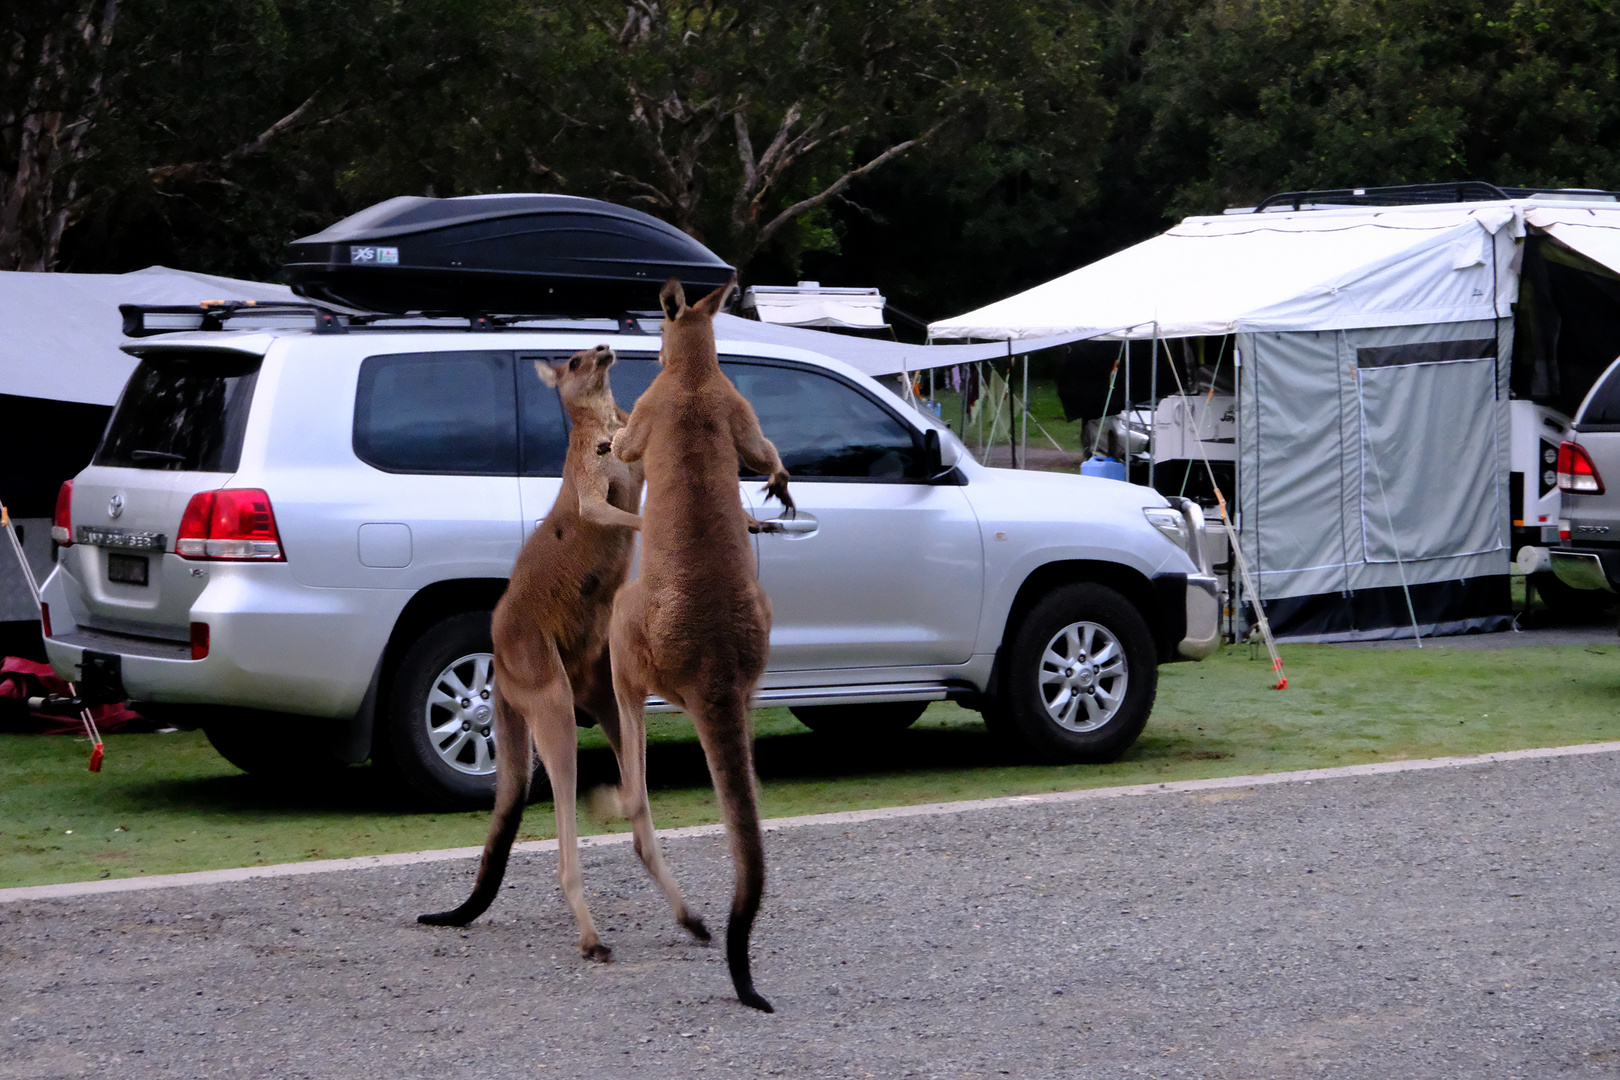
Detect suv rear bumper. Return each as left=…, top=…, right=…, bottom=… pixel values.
left=41, top=565, right=397, bottom=717
left=1551, top=547, right=1620, bottom=592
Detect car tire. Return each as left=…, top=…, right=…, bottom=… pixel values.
left=203, top=709, right=351, bottom=781
left=374, top=611, right=503, bottom=809
left=790, top=701, right=929, bottom=737
left=1528, top=571, right=1591, bottom=618
left=996, top=582, right=1157, bottom=763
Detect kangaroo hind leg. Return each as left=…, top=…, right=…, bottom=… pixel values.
left=509, top=645, right=613, bottom=962
left=417, top=676, right=532, bottom=927
left=607, top=590, right=709, bottom=944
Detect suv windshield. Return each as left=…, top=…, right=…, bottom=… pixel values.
left=95, top=350, right=261, bottom=472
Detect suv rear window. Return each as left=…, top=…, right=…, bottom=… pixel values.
left=354, top=351, right=518, bottom=475
left=1578, top=357, right=1620, bottom=429
left=95, top=350, right=261, bottom=472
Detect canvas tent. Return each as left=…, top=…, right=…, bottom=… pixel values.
left=930, top=197, right=1620, bottom=641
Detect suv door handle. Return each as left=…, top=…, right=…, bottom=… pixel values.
left=758, top=512, right=817, bottom=537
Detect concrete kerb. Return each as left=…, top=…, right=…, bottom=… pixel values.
left=7, top=739, right=1620, bottom=905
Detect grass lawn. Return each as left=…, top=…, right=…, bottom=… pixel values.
left=6, top=640, right=1620, bottom=889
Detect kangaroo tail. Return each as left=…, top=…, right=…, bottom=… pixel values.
left=699, top=695, right=773, bottom=1013
left=419, top=684, right=530, bottom=926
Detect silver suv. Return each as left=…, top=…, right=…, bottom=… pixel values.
left=1551, top=355, right=1620, bottom=597
left=43, top=310, right=1220, bottom=806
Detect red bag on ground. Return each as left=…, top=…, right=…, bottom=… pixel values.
left=0, top=656, right=147, bottom=734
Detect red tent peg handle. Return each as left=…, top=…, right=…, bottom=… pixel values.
left=88, top=742, right=104, bottom=772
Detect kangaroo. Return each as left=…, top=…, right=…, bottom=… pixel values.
left=418, top=344, right=710, bottom=962
left=607, top=276, right=794, bottom=1013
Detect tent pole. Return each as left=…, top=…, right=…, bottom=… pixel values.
left=976, top=361, right=983, bottom=452
left=1125, top=340, right=1133, bottom=480
left=1149, top=328, right=1159, bottom=490
left=1161, top=345, right=1288, bottom=689
left=1020, top=348, right=1029, bottom=470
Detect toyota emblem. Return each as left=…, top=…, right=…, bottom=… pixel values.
left=107, top=493, right=124, bottom=519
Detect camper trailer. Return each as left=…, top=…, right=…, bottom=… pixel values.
left=931, top=183, right=1620, bottom=642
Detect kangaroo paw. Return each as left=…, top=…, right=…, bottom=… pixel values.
left=581, top=941, right=613, bottom=963
left=679, top=913, right=711, bottom=942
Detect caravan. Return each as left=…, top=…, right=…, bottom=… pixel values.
left=931, top=183, right=1620, bottom=642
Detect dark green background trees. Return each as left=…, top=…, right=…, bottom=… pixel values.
left=6, top=0, right=1620, bottom=321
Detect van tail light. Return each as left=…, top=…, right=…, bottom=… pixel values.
left=52, top=480, right=73, bottom=545
left=176, top=489, right=285, bottom=561
left=40, top=602, right=52, bottom=639
left=190, top=622, right=210, bottom=660
left=1557, top=442, right=1605, bottom=495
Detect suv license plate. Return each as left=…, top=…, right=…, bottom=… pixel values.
left=107, top=553, right=149, bottom=586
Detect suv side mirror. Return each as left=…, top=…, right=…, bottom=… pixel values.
left=923, top=428, right=949, bottom=480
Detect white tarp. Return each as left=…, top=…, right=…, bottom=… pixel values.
left=929, top=203, right=1528, bottom=342
left=0, top=266, right=295, bottom=406
left=712, top=314, right=1099, bottom=377
left=1526, top=205, right=1620, bottom=274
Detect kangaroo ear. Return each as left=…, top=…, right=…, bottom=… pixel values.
left=693, top=276, right=737, bottom=317
left=533, top=359, right=561, bottom=388
left=594, top=345, right=616, bottom=370
left=659, top=277, right=687, bottom=321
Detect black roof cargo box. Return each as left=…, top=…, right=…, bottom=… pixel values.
left=285, top=194, right=735, bottom=316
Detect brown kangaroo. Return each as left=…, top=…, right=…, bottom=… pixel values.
left=418, top=344, right=710, bottom=961
left=607, top=276, right=793, bottom=1013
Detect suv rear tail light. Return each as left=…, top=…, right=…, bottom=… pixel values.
left=176, top=489, right=285, bottom=560
left=190, top=622, right=210, bottom=660
left=1557, top=442, right=1605, bottom=495
left=51, top=481, right=73, bottom=545
left=40, top=602, right=52, bottom=638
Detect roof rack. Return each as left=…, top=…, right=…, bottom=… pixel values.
left=1251, top=181, right=1620, bottom=212
left=121, top=301, right=352, bottom=337
left=119, top=301, right=658, bottom=338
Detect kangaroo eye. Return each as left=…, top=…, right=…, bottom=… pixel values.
left=569, top=357, right=581, bottom=371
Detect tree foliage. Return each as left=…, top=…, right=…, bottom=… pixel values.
left=6, top=0, right=1620, bottom=320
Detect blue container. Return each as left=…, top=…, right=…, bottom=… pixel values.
left=1080, top=456, right=1127, bottom=481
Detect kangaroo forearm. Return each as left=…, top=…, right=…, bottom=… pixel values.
left=578, top=497, right=643, bottom=531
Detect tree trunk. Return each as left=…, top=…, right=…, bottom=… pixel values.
left=0, top=0, right=120, bottom=271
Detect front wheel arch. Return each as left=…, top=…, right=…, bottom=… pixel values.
left=996, top=560, right=1171, bottom=667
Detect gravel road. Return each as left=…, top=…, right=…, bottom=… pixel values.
left=4, top=750, right=1619, bottom=1080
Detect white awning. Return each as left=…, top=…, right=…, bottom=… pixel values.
left=930, top=203, right=1528, bottom=342
left=0, top=266, right=296, bottom=406
left=1526, top=206, right=1620, bottom=275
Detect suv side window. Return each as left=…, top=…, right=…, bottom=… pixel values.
left=516, top=351, right=662, bottom=476
left=354, top=351, right=518, bottom=475
left=516, top=354, right=567, bottom=477
left=721, top=359, right=925, bottom=480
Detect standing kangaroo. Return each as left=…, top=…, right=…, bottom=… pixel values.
left=418, top=344, right=710, bottom=961
left=608, top=276, right=794, bottom=1013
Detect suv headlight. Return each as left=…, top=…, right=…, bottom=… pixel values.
left=1143, top=506, right=1190, bottom=551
